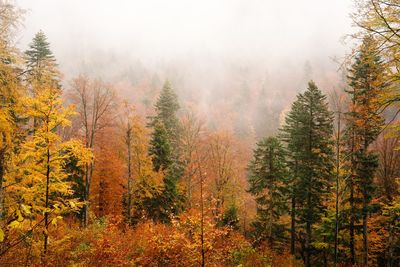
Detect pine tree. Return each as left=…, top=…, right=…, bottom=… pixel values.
left=25, top=30, right=60, bottom=92
left=149, top=119, right=172, bottom=172
left=219, top=204, right=240, bottom=230
left=281, top=81, right=334, bottom=267
left=148, top=81, right=184, bottom=223
left=248, top=137, right=289, bottom=248
left=152, top=81, right=180, bottom=139
left=343, top=36, right=386, bottom=266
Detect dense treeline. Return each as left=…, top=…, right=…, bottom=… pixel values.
left=0, top=0, right=399, bottom=266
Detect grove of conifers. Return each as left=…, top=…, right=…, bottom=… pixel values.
left=0, top=1, right=399, bottom=266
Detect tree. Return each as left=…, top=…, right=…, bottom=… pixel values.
left=374, top=131, right=400, bottom=202
left=121, top=103, right=163, bottom=224
left=329, top=90, right=347, bottom=266
left=25, top=30, right=60, bottom=92
left=343, top=36, right=386, bottom=266
left=352, top=0, right=400, bottom=143
left=69, top=75, right=115, bottom=226
left=148, top=80, right=184, bottom=223
left=205, top=132, right=239, bottom=221
left=5, top=86, right=91, bottom=261
left=180, top=111, right=204, bottom=208
left=281, top=81, right=334, bottom=267
left=248, top=137, right=289, bottom=248
left=0, top=0, right=24, bottom=217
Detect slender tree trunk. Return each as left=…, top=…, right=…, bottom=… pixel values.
left=127, top=128, right=132, bottom=222
left=305, top=193, right=312, bottom=267
left=83, top=162, right=93, bottom=227
left=82, top=164, right=89, bottom=227
left=200, top=168, right=205, bottom=267
left=268, top=146, right=274, bottom=247
left=291, top=193, right=296, bottom=255
left=291, top=160, right=298, bottom=256
left=85, top=162, right=93, bottom=226
left=43, top=145, right=50, bottom=263
left=0, top=149, right=5, bottom=218
left=305, top=107, right=313, bottom=267
left=334, top=111, right=341, bottom=266
left=362, top=145, right=369, bottom=267
left=350, top=124, right=356, bottom=265
left=350, top=177, right=355, bottom=265
left=362, top=193, right=368, bottom=267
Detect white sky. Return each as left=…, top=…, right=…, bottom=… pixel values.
left=13, top=0, right=357, bottom=109
left=17, top=0, right=354, bottom=63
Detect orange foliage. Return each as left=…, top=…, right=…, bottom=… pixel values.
left=91, top=127, right=125, bottom=218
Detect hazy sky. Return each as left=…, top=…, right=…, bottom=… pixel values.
left=15, top=0, right=356, bottom=134
left=17, top=0, right=354, bottom=71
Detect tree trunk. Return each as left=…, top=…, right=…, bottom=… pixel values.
left=334, top=111, right=341, bottom=266
left=350, top=177, right=355, bottom=265
left=0, top=149, right=5, bottom=218
left=362, top=195, right=368, bottom=267
left=199, top=164, right=205, bottom=267
left=305, top=193, right=312, bottom=267
left=350, top=124, right=356, bottom=265
left=83, top=161, right=93, bottom=227
left=291, top=193, right=296, bottom=255
left=127, top=129, right=132, bottom=222
left=43, top=145, right=50, bottom=264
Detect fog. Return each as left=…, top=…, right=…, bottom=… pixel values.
left=17, top=0, right=355, bottom=137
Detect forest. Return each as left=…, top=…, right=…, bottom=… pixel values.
left=0, top=0, right=399, bottom=266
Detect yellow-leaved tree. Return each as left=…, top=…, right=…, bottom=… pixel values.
left=121, top=103, right=163, bottom=225
left=1, top=86, right=92, bottom=261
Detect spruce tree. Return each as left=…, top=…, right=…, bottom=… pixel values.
left=148, top=81, right=184, bottom=223
left=343, top=36, right=386, bottom=266
left=25, top=30, right=60, bottom=92
left=281, top=81, right=334, bottom=267
left=248, top=137, right=289, bottom=248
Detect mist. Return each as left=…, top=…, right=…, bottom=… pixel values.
left=17, top=0, right=355, bottom=137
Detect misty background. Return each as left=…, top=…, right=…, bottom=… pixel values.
left=17, top=0, right=354, bottom=138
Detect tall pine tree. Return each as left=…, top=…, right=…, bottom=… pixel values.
left=148, top=81, right=184, bottom=223
left=281, top=81, right=334, bottom=267
left=25, top=30, right=60, bottom=92
left=342, top=36, right=386, bottom=266
left=248, top=137, right=289, bottom=248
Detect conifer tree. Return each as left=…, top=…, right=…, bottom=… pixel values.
left=281, top=81, right=334, bottom=267
left=248, top=137, right=289, bottom=248
left=25, top=30, right=60, bottom=92
left=148, top=81, right=184, bottom=223
left=343, top=36, right=386, bottom=266
left=149, top=119, right=172, bottom=172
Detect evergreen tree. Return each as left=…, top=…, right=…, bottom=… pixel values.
left=148, top=81, right=184, bottom=223
left=25, top=30, right=60, bottom=92
left=219, top=204, right=240, bottom=230
left=152, top=80, right=180, bottom=140
left=281, top=81, right=334, bottom=267
left=248, top=137, right=289, bottom=248
left=342, top=36, right=386, bottom=266
left=149, top=120, right=172, bottom=172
